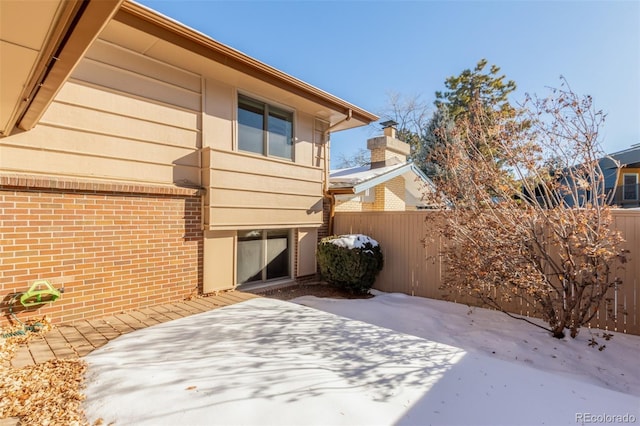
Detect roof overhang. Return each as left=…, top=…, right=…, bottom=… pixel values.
left=1, top=0, right=376, bottom=137
left=114, top=1, right=378, bottom=131
left=0, top=0, right=124, bottom=137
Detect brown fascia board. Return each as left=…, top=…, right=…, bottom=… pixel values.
left=18, top=0, right=124, bottom=131
left=117, top=1, right=378, bottom=127
left=327, top=186, right=357, bottom=195
left=1, top=0, right=82, bottom=136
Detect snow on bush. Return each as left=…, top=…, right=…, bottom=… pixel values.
left=328, top=234, right=379, bottom=250
left=317, top=234, right=383, bottom=294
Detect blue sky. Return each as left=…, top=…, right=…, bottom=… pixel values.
left=139, top=0, right=640, bottom=168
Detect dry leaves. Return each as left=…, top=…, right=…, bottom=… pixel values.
left=1, top=320, right=90, bottom=426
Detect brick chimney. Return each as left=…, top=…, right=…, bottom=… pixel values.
left=367, top=120, right=410, bottom=168
left=366, top=120, right=409, bottom=211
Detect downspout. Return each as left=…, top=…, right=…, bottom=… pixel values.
left=323, top=109, right=352, bottom=235
left=328, top=193, right=336, bottom=236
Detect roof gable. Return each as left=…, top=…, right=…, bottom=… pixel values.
left=329, top=162, right=436, bottom=196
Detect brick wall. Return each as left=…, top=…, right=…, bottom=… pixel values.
left=319, top=197, right=332, bottom=242
left=372, top=176, right=406, bottom=211
left=335, top=197, right=363, bottom=212
left=0, top=176, right=202, bottom=326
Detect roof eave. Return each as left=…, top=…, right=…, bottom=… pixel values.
left=328, top=163, right=414, bottom=195
left=117, top=1, right=378, bottom=129
left=17, top=0, right=124, bottom=132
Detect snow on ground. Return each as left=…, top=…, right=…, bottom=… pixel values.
left=83, top=293, right=640, bottom=426
left=295, top=290, right=640, bottom=397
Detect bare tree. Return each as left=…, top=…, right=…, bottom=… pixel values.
left=426, top=78, right=628, bottom=339
left=335, top=148, right=370, bottom=169
left=378, top=92, right=431, bottom=158
left=337, top=92, right=431, bottom=169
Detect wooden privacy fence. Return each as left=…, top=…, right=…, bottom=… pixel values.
left=334, top=210, right=640, bottom=336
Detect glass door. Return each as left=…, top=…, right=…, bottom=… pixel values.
left=237, top=230, right=263, bottom=284
left=237, top=229, right=290, bottom=285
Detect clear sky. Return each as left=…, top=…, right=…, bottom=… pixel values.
left=138, top=0, right=640, bottom=168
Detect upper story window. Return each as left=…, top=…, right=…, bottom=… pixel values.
left=238, top=94, right=293, bottom=160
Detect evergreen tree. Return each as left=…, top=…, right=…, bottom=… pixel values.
left=413, top=105, right=457, bottom=179
left=428, top=59, right=524, bottom=177
left=435, top=58, right=517, bottom=121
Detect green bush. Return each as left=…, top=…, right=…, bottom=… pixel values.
left=317, top=234, right=384, bottom=294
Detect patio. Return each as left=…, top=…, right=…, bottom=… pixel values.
left=81, top=295, right=640, bottom=425
left=8, top=291, right=259, bottom=368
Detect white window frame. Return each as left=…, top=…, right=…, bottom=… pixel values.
left=622, top=173, right=638, bottom=201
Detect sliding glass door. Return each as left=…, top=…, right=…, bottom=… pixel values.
left=237, top=229, right=290, bottom=285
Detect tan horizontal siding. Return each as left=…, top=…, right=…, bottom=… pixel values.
left=208, top=207, right=322, bottom=230
left=207, top=149, right=322, bottom=196
left=2, top=35, right=202, bottom=187
left=40, top=101, right=198, bottom=147
left=57, top=81, right=200, bottom=131
left=209, top=169, right=321, bottom=196
left=203, top=147, right=323, bottom=229
left=0, top=142, right=200, bottom=185
left=86, top=38, right=202, bottom=93
left=2, top=124, right=198, bottom=167
left=72, top=57, right=201, bottom=111
left=210, top=188, right=321, bottom=210
left=209, top=148, right=322, bottom=181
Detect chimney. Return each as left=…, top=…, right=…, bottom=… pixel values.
left=367, top=120, right=410, bottom=168
left=381, top=120, right=397, bottom=138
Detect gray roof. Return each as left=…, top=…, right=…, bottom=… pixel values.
left=600, top=145, right=640, bottom=188
left=602, top=145, right=640, bottom=169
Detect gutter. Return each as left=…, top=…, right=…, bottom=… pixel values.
left=0, top=0, right=82, bottom=136
left=17, top=0, right=124, bottom=132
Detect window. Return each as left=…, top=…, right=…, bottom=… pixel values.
left=623, top=173, right=638, bottom=201
left=237, top=229, right=291, bottom=285
left=238, top=94, right=293, bottom=160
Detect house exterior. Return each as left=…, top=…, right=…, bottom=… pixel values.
left=329, top=124, right=436, bottom=213
left=602, top=145, right=640, bottom=208
left=0, top=0, right=377, bottom=325
left=549, top=145, right=640, bottom=209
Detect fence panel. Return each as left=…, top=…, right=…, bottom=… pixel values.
left=334, top=209, right=640, bottom=336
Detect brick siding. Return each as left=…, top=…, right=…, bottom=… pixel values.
left=0, top=176, right=202, bottom=326
left=335, top=197, right=363, bottom=212
left=372, top=176, right=406, bottom=211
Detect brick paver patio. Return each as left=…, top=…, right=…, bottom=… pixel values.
left=9, top=291, right=260, bottom=368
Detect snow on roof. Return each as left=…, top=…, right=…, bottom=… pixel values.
left=329, top=162, right=408, bottom=188
left=328, top=234, right=379, bottom=249
left=329, top=161, right=437, bottom=206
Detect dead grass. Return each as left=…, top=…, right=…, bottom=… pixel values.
left=0, top=319, right=89, bottom=426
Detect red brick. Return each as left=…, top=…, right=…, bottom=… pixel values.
left=0, top=186, right=202, bottom=326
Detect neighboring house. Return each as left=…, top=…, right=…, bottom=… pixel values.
left=328, top=123, right=437, bottom=215
left=557, top=145, right=640, bottom=208
left=601, top=145, right=640, bottom=208
left=0, top=0, right=377, bottom=325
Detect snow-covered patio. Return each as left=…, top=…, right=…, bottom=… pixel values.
left=83, top=292, right=640, bottom=425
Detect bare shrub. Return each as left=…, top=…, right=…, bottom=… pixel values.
left=426, top=79, right=628, bottom=339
